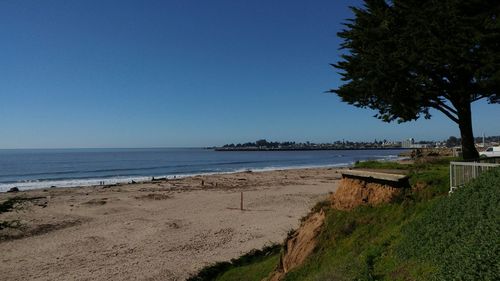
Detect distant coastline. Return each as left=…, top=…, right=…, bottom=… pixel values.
left=211, top=139, right=409, bottom=151
left=212, top=147, right=408, bottom=151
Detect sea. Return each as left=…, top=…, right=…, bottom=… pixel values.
left=0, top=148, right=405, bottom=192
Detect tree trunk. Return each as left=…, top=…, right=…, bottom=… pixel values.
left=457, top=102, right=479, bottom=160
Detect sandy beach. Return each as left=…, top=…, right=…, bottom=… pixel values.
left=0, top=167, right=340, bottom=281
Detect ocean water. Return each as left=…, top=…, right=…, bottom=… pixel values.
left=0, top=148, right=404, bottom=192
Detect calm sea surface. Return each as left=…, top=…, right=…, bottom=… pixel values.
left=0, top=148, right=404, bottom=191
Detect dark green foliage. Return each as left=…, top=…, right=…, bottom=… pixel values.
left=301, top=200, right=331, bottom=223
left=187, top=244, right=281, bottom=281
left=331, top=0, right=500, bottom=159
left=206, top=161, right=499, bottom=280
left=355, top=158, right=452, bottom=200
left=397, top=168, right=500, bottom=280
left=354, top=160, right=409, bottom=170
left=408, top=162, right=451, bottom=201
left=215, top=254, right=280, bottom=281
left=283, top=203, right=423, bottom=281
left=446, top=136, right=460, bottom=147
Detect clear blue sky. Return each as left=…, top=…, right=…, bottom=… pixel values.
left=1, top=0, right=498, bottom=148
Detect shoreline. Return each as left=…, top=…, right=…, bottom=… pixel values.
left=213, top=147, right=408, bottom=151
left=0, top=154, right=406, bottom=193
left=0, top=167, right=341, bottom=281
left=0, top=148, right=400, bottom=193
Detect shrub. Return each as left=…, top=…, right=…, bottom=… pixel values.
left=397, top=168, right=500, bottom=280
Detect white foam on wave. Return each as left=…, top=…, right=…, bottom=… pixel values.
left=0, top=154, right=402, bottom=192
left=0, top=176, right=150, bottom=192
left=0, top=164, right=350, bottom=192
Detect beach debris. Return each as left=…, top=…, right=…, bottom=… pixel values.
left=135, top=193, right=171, bottom=200
left=168, top=222, right=180, bottom=229
left=7, top=187, right=19, bottom=193
left=83, top=198, right=107, bottom=205
left=152, top=177, right=167, bottom=182
left=0, top=196, right=47, bottom=214
left=240, top=192, right=244, bottom=210
left=1, top=219, right=83, bottom=242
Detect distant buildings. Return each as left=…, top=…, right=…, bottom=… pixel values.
left=402, top=138, right=433, bottom=149
left=401, top=138, right=415, bottom=148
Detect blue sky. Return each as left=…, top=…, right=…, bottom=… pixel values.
left=1, top=0, right=498, bottom=148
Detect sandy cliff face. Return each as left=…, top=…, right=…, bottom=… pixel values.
left=330, top=177, right=404, bottom=210
left=268, top=174, right=406, bottom=280
left=268, top=209, right=325, bottom=281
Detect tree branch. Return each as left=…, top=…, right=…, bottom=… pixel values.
left=429, top=102, right=459, bottom=124
left=434, top=99, right=458, bottom=115
left=471, top=94, right=486, bottom=102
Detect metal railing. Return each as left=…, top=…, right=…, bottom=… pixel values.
left=449, top=161, right=500, bottom=193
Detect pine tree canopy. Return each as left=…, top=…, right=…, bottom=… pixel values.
left=331, top=0, right=500, bottom=159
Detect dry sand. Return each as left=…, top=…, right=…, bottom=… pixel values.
left=0, top=167, right=340, bottom=281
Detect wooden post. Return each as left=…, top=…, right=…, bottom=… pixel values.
left=240, top=192, right=243, bottom=210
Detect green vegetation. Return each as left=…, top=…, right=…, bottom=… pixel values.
left=354, top=160, right=409, bottom=170
left=187, top=244, right=281, bottom=281
left=356, top=158, right=452, bottom=200
left=282, top=203, right=423, bottom=281
left=215, top=254, right=280, bottom=281
left=331, top=0, right=500, bottom=159
left=397, top=168, right=500, bottom=280
left=197, top=159, right=499, bottom=280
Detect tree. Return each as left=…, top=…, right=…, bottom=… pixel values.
left=330, top=0, right=500, bottom=159
left=446, top=136, right=460, bottom=147
left=255, top=139, right=269, bottom=147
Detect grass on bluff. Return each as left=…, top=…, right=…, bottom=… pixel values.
left=397, top=168, right=500, bottom=280
left=187, top=244, right=280, bottom=281
left=193, top=159, right=499, bottom=281
left=356, top=158, right=452, bottom=200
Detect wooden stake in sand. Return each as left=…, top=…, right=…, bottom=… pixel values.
left=240, top=192, right=243, bottom=210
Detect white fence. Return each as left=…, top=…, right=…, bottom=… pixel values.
left=449, top=161, right=500, bottom=193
